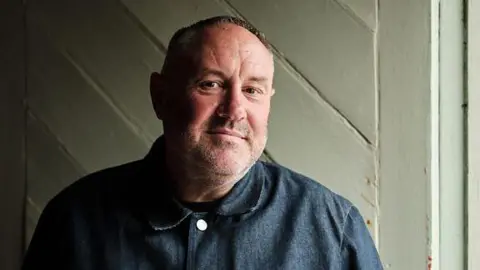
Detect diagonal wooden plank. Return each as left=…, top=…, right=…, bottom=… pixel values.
left=115, top=0, right=168, bottom=54
left=28, top=0, right=165, bottom=142
left=334, top=0, right=376, bottom=31
left=27, top=20, right=150, bottom=172
left=61, top=49, right=155, bottom=144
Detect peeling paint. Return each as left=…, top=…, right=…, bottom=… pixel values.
left=365, top=176, right=379, bottom=188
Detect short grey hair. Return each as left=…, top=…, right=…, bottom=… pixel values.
left=167, top=16, right=271, bottom=52
left=161, top=16, right=271, bottom=77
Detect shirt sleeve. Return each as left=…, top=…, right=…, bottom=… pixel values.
left=22, top=196, right=73, bottom=269
left=340, top=206, right=384, bottom=270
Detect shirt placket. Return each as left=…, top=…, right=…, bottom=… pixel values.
left=186, top=213, right=208, bottom=270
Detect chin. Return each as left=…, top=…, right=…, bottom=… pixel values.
left=211, top=161, right=252, bottom=177
left=190, top=136, right=262, bottom=175
left=206, top=150, right=253, bottom=175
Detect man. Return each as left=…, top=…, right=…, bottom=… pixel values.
left=23, top=16, right=383, bottom=269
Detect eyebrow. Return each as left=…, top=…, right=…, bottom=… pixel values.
left=246, top=76, right=269, bottom=84
left=199, top=68, right=269, bottom=84
left=198, top=68, right=227, bottom=79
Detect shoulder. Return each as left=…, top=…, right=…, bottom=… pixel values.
left=259, top=161, right=353, bottom=207
left=44, top=159, right=146, bottom=215
left=259, top=161, right=354, bottom=224
left=256, top=162, right=382, bottom=268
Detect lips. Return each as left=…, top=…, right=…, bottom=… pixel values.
left=208, top=128, right=245, bottom=139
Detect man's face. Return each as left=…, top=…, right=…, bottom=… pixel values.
left=154, top=24, right=274, bottom=177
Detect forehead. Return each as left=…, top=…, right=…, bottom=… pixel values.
left=191, top=24, right=274, bottom=76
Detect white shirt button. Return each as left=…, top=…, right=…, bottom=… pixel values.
left=196, top=219, right=208, bottom=231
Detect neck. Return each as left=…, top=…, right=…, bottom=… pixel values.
left=164, top=149, right=248, bottom=203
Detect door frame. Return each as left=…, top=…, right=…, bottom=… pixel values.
left=467, top=1, right=480, bottom=269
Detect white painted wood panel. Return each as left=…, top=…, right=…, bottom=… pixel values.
left=29, top=0, right=165, bottom=142
left=378, top=0, right=433, bottom=269
left=27, top=22, right=149, bottom=173
left=337, top=0, right=376, bottom=30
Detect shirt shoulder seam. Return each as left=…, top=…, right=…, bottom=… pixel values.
left=339, top=204, right=353, bottom=250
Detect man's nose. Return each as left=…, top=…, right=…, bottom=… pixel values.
left=216, top=85, right=247, bottom=121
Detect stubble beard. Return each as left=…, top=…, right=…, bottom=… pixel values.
left=182, top=124, right=267, bottom=180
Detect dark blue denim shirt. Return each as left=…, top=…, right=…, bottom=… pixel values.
left=23, top=137, right=383, bottom=270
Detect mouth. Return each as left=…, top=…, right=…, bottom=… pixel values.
left=207, top=128, right=246, bottom=139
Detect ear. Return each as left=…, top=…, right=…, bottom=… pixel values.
left=150, top=72, right=165, bottom=120
left=271, top=88, right=276, bottom=96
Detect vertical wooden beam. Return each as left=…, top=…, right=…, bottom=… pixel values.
left=467, top=1, right=480, bottom=269
left=378, top=0, right=435, bottom=269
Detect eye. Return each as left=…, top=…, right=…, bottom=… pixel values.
left=199, top=81, right=221, bottom=90
left=243, top=87, right=263, bottom=95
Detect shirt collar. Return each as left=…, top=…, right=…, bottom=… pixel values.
left=138, top=136, right=265, bottom=230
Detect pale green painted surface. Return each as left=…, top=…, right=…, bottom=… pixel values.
left=378, top=1, right=433, bottom=269
left=468, top=1, right=480, bottom=269
left=439, top=0, right=465, bottom=269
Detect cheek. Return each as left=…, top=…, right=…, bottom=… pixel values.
left=248, top=105, right=270, bottom=134
left=186, top=94, right=219, bottom=128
